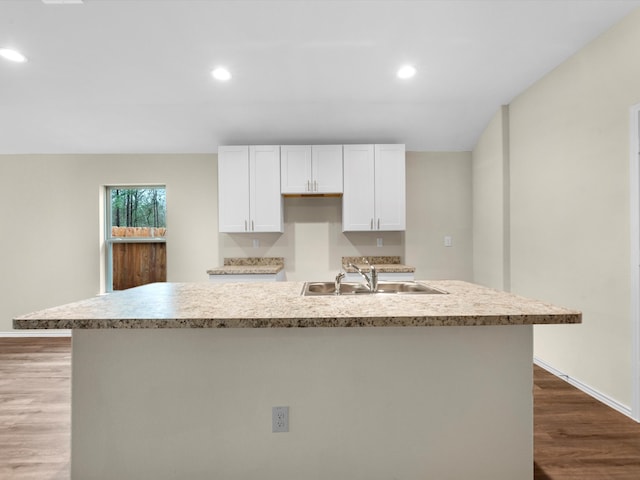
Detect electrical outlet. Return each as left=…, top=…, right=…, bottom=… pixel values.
left=252, top=239, right=260, bottom=248
left=444, top=235, right=453, bottom=247
left=376, top=237, right=383, bottom=247
left=272, top=406, right=289, bottom=433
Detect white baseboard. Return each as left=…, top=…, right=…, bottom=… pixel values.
left=0, top=330, right=71, bottom=338
left=534, top=356, right=637, bottom=422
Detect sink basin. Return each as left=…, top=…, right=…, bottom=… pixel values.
left=303, top=282, right=370, bottom=296
left=374, top=282, right=447, bottom=294
left=301, top=281, right=447, bottom=296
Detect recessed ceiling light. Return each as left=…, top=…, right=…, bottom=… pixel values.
left=0, top=48, right=27, bottom=63
left=211, top=67, right=231, bottom=82
left=397, top=65, right=416, bottom=79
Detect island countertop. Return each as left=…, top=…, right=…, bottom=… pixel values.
left=13, top=280, right=581, bottom=329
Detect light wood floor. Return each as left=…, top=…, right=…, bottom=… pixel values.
left=2, top=337, right=640, bottom=479
left=0, top=338, right=70, bottom=480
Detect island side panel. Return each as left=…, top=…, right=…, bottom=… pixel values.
left=72, top=326, right=533, bottom=480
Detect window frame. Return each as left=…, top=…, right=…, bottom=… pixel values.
left=104, top=185, right=167, bottom=292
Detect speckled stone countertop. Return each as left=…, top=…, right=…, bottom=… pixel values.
left=342, top=256, right=415, bottom=274
left=207, top=257, right=284, bottom=275
left=13, top=280, right=581, bottom=330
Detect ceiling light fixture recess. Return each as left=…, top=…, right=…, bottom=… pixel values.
left=397, top=65, right=416, bottom=79
left=0, top=48, right=27, bottom=63
left=211, top=67, right=231, bottom=82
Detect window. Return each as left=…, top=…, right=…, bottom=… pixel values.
left=105, top=186, right=167, bottom=291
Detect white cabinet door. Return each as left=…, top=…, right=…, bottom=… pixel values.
left=281, top=145, right=342, bottom=194
left=250, top=145, right=283, bottom=232
left=218, top=146, right=250, bottom=233
left=312, top=145, right=343, bottom=193
left=342, top=144, right=405, bottom=232
left=375, top=144, right=406, bottom=231
left=280, top=145, right=312, bottom=194
left=218, top=145, right=282, bottom=233
left=342, top=145, right=375, bottom=231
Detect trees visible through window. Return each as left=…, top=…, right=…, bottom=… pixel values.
left=106, top=186, right=167, bottom=291
left=111, top=188, right=166, bottom=232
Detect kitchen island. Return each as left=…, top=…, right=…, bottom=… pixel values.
left=14, top=281, right=580, bottom=480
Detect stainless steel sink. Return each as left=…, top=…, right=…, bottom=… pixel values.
left=374, top=282, right=447, bottom=294
left=301, top=281, right=447, bottom=296
left=303, top=282, right=370, bottom=296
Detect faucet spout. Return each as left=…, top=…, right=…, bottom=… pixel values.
left=370, top=264, right=378, bottom=292
left=362, top=257, right=378, bottom=292
left=334, top=271, right=346, bottom=295
left=347, top=258, right=377, bottom=292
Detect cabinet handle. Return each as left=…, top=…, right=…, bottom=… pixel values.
left=252, top=220, right=254, bottom=231
left=307, top=180, right=310, bottom=192
left=244, top=220, right=247, bottom=232
left=377, top=218, right=380, bottom=230
left=314, top=180, right=318, bottom=192
left=370, top=218, right=373, bottom=230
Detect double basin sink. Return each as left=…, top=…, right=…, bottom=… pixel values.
left=302, top=281, right=447, bottom=296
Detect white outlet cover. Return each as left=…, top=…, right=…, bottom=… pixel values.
left=272, top=406, right=289, bottom=433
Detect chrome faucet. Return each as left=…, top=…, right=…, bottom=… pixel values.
left=334, top=271, right=346, bottom=295
left=370, top=264, right=378, bottom=292
left=347, top=258, right=378, bottom=292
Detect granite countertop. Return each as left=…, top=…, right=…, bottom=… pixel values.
left=207, top=257, right=284, bottom=275
left=14, top=280, right=581, bottom=330
left=342, top=256, right=415, bottom=274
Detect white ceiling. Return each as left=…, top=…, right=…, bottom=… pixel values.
left=1, top=0, right=639, bottom=154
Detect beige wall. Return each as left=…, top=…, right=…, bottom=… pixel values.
left=473, top=8, right=640, bottom=408
left=472, top=106, right=510, bottom=291
left=2, top=151, right=473, bottom=333
left=0, top=154, right=218, bottom=333
left=405, top=151, right=473, bottom=281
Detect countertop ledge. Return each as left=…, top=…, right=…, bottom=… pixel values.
left=342, top=256, right=415, bottom=273
left=14, top=281, right=581, bottom=330
left=343, top=264, right=415, bottom=274
left=206, top=265, right=284, bottom=275
left=207, top=257, right=284, bottom=275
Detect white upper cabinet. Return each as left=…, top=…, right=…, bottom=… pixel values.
left=280, top=146, right=311, bottom=193
left=374, top=144, right=406, bottom=231
left=218, top=146, right=250, bottom=233
left=280, top=145, right=343, bottom=194
left=342, top=144, right=406, bottom=232
left=311, top=145, right=343, bottom=193
left=342, top=145, right=376, bottom=230
left=250, top=145, right=283, bottom=232
left=218, top=145, right=283, bottom=233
